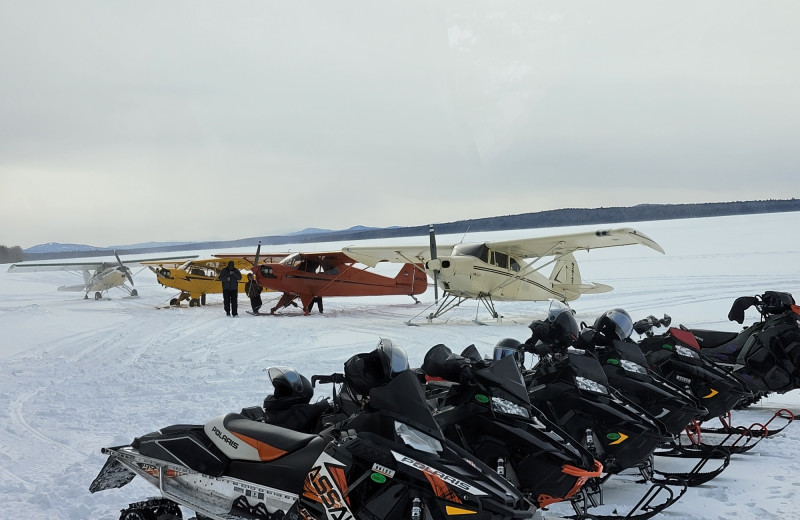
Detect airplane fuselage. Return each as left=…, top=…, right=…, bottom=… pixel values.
left=151, top=266, right=248, bottom=300
left=427, top=256, right=575, bottom=301
left=254, top=261, right=427, bottom=314
left=88, top=269, right=128, bottom=293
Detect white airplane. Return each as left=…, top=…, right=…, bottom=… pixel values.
left=7, top=251, right=197, bottom=300
left=343, top=226, right=664, bottom=321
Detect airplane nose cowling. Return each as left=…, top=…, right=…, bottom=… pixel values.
left=426, top=259, right=442, bottom=271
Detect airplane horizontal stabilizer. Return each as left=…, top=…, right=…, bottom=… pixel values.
left=553, top=282, right=614, bottom=295
left=58, top=284, right=88, bottom=292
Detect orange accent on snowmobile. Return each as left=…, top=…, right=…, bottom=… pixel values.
left=328, top=465, right=351, bottom=507
left=538, top=460, right=604, bottom=507
left=423, top=471, right=463, bottom=503
left=445, top=505, right=477, bottom=515
left=791, top=304, right=800, bottom=316
left=231, top=432, right=288, bottom=461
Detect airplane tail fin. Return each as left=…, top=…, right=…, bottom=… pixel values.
left=550, top=253, right=613, bottom=300
left=395, top=263, right=428, bottom=295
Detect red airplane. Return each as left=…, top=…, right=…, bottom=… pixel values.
left=217, top=244, right=428, bottom=315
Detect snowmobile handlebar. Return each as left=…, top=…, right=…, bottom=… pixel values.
left=633, top=314, right=672, bottom=336
left=311, top=373, right=345, bottom=387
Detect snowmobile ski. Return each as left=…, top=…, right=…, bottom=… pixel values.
left=696, top=408, right=795, bottom=438
left=650, top=447, right=731, bottom=487
left=568, top=475, right=687, bottom=520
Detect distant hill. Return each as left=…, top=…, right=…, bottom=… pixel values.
left=20, top=199, right=800, bottom=261
left=286, top=225, right=388, bottom=236
left=25, top=241, right=196, bottom=254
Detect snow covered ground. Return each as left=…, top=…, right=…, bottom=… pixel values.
left=1, top=211, right=799, bottom=520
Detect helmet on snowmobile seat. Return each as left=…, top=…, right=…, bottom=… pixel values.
left=344, top=338, right=410, bottom=397
left=263, top=366, right=314, bottom=412
left=531, top=301, right=579, bottom=348
left=493, top=338, right=524, bottom=365
left=593, top=308, right=634, bottom=343
left=422, top=343, right=455, bottom=381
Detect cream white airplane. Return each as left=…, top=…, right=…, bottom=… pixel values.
left=7, top=251, right=196, bottom=300
left=343, top=226, right=664, bottom=321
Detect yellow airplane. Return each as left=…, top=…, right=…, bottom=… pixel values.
left=142, top=254, right=288, bottom=307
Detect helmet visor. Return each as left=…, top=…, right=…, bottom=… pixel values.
left=494, top=346, right=519, bottom=361
left=606, top=309, right=634, bottom=339
left=378, top=338, right=410, bottom=377
left=268, top=366, right=304, bottom=393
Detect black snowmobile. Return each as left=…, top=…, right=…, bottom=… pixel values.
left=691, top=290, right=800, bottom=405
left=521, top=302, right=685, bottom=520
left=576, top=309, right=730, bottom=486
left=633, top=313, right=775, bottom=454
left=89, top=340, right=535, bottom=520
left=418, top=343, right=602, bottom=510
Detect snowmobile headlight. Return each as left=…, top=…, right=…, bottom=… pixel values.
left=619, top=359, right=648, bottom=375
left=674, top=345, right=700, bottom=359
left=395, top=422, right=442, bottom=455
left=490, top=397, right=530, bottom=418
left=575, top=376, right=609, bottom=395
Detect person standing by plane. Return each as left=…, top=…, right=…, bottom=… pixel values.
left=245, top=272, right=263, bottom=314
left=218, top=260, right=242, bottom=317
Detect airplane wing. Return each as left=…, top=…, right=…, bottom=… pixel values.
left=213, top=253, right=292, bottom=265
left=7, top=261, right=107, bottom=273
left=293, top=251, right=355, bottom=264
left=341, top=245, right=453, bottom=267
left=486, top=228, right=665, bottom=259
left=8, top=254, right=198, bottom=273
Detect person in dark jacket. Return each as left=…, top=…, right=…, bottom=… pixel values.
left=218, top=260, right=242, bottom=316
left=245, top=272, right=263, bottom=314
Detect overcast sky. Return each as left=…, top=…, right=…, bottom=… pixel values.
left=1, top=1, right=798, bottom=249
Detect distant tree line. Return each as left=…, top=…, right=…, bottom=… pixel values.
left=20, top=198, right=800, bottom=261
left=0, top=245, right=23, bottom=264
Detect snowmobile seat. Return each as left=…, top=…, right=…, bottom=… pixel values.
left=222, top=413, right=319, bottom=454
left=692, top=328, right=740, bottom=350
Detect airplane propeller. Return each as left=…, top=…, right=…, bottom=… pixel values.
left=115, top=250, right=135, bottom=287
left=428, top=224, right=439, bottom=303
left=254, top=241, right=261, bottom=266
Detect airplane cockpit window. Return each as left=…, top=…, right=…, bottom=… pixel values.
left=510, top=257, right=521, bottom=272
left=304, top=260, right=320, bottom=273
left=493, top=251, right=509, bottom=269
left=320, top=261, right=339, bottom=275
left=279, top=253, right=302, bottom=268
left=453, top=243, right=489, bottom=263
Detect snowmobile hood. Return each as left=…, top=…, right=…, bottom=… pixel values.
left=474, top=354, right=531, bottom=405
left=567, top=351, right=611, bottom=386
left=369, top=369, right=444, bottom=440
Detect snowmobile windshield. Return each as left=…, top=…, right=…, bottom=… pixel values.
left=369, top=370, right=444, bottom=440
left=611, top=340, right=650, bottom=368
left=568, top=352, right=610, bottom=386
left=475, top=355, right=531, bottom=405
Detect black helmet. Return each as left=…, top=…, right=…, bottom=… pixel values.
left=263, top=366, right=314, bottom=412
left=540, top=301, right=579, bottom=347
left=344, top=338, right=410, bottom=397
left=593, top=308, right=634, bottom=342
left=493, top=337, right=524, bottom=365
